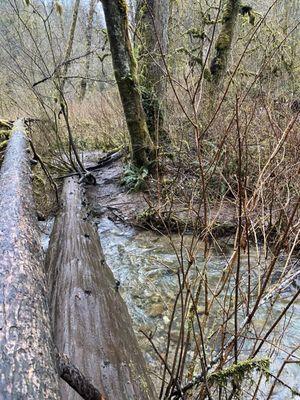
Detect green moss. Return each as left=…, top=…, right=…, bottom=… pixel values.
left=208, top=358, right=270, bottom=387
left=140, top=87, right=158, bottom=139
left=223, top=0, right=239, bottom=22
left=176, top=47, right=203, bottom=65
left=33, top=173, right=46, bottom=187
left=0, top=140, right=8, bottom=151
left=210, top=0, right=240, bottom=83
left=138, top=207, right=156, bottom=221
left=215, top=32, right=231, bottom=51
left=0, top=128, right=11, bottom=151
left=185, top=28, right=205, bottom=40
left=240, top=5, right=255, bottom=25
left=203, top=68, right=212, bottom=81
left=117, top=0, right=128, bottom=14
left=0, top=119, right=12, bottom=129
left=0, top=130, right=10, bottom=140
left=104, top=0, right=155, bottom=167
left=137, top=2, right=147, bottom=20
left=137, top=207, right=188, bottom=232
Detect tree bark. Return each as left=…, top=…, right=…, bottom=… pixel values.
left=80, top=0, right=97, bottom=100
left=0, top=121, right=60, bottom=399
left=61, top=0, right=81, bottom=93
left=136, top=0, right=169, bottom=98
left=101, top=0, right=155, bottom=168
left=136, top=0, right=170, bottom=143
left=46, top=176, right=157, bottom=400
left=210, top=0, right=240, bottom=85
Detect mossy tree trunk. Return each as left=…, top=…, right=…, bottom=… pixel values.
left=80, top=0, right=97, bottom=100
left=136, top=0, right=170, bottom=144
left=210, top=0, right=240, bottom=86
left=101, top=0, right=155, bottom=168
left=60, top=0, right=81, bottom=93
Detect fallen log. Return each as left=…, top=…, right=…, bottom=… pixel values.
left=57, top=147, right=127, bottom=180
left=0, top=122, right=60, bottom=399
left=46, top=176, right=157, bottom=400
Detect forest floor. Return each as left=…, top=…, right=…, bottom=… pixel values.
left=83, top=151, right=238, bottom=237
left=84, top=151, right=149, bottom=226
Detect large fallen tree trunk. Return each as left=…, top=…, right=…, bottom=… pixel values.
left=0, top=122, right=60, bottom=399
left=46, top=176, right=157, bottom=400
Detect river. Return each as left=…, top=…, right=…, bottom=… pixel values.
left=40, top=216, right=300, bottom=399
left=99, top=217, right=300, bottom=400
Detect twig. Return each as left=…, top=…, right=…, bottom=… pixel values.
left=56, top=147, right=127, bottom=180
left=28, top=138, right=59, bottom=204
left=32, top=51, right=96, bottom=87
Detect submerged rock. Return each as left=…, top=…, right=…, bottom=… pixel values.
left=149, top=303, right=165, bottom=318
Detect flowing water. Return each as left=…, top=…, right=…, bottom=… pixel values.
left=98, top=217, right=300, bottom=400
left=40, top=216, right=300, bottom=399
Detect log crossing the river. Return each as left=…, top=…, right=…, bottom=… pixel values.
left=0, top=120, right=156, bottom=400
left=0, top=121, right=60, bottom=399
left=46, top=176, right=157, bottom=400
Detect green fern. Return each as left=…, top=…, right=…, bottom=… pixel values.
left=122, top=164, right=148, bottom=192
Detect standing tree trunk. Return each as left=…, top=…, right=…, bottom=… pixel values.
left=80, top=0, right=97, bottom=100
left=0, top=122, right=60, bottom=399
left=101, top=0, right=155, bottom=168
left=136, top=0, right=170, bottom=143
left=46, top=176, right=157, bottom=400
left=210, top=0, right=240, bottom=86
left=60, top=0, right=81, bottom=93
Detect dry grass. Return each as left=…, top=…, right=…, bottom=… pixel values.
left=69, top=89, right=128, bottom=151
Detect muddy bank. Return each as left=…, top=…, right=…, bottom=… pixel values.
left=82, top=151, right=300, bottom=257
left=85, top=151, right=238, bottom=237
